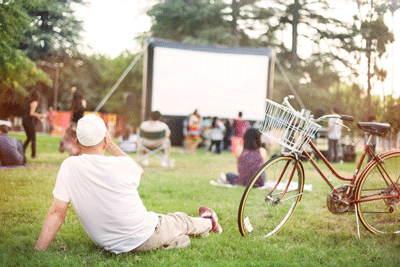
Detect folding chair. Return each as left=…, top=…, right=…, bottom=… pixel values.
left=137, top=129, right=173, bottom=167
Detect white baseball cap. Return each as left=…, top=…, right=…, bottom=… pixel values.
left=0, top=120, right=11, bottom=129
left=76, top=114, right=107, bottom=146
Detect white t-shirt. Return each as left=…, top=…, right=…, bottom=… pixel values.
left=53, top=154, right=158, bottom=254
left=328, top=117, right=343, bottom=140
left=210, top=121, right=226, bottom=141
left=139, top=120, right=171, bottom=147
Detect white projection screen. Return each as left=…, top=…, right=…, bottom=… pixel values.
left=142, top=39, right=275, bottom=122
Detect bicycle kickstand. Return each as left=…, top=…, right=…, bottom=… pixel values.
left=354, top=203, right=360, bottom=238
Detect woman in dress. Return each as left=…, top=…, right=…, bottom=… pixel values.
left=23, top=91, right=45, bottom=159
left=186, top=109, right=203, bottom=154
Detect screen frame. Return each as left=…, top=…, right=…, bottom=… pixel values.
left=142, top=38, right=275, bottom=122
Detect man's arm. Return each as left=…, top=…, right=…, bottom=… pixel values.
left=35, top=198, right=69, bottom=251
left=326, top=125, right=332, bottom=135
left=105, top=131, right=145, bottom=180
left=105, top=131, right=129, bottom=157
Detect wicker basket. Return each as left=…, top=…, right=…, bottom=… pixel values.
left=259, top=99, right=321, bottom=153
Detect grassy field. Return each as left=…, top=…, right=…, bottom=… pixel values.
left=1, top=133, right=399, bottom=266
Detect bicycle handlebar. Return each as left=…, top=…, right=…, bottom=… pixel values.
left=282, top=95, right=353, bottom=126
left=282, top=95, right=296, bottom=112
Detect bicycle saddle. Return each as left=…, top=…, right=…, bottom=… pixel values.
left=357, top=122, right=391, bottom=137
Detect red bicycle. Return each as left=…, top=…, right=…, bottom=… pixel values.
left=238, top=96, right=400, bottom=237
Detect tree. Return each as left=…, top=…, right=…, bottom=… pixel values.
left=374, top=64, right=387, bottom=106
left=0, top=0, right=85, bottom=117
left=353, top=0, right=394, bottom=113
left=0, top=0, right=50, bottom=118
left=147, top=0, right=231, bottom=45
left=88, top=52, right=144, bottom=126
left=146, top=0, right=275, bottom=47
left=382, top=94, right=400, bottom=147
left=18, top=0, right=84, bottom=61
left=42, top=51, right=104, bottom=111
left=265, top=1, right=355, bottom=67
left=229, top=0, right=275, bottom=46
left=240, top=0, right=361, bottom=104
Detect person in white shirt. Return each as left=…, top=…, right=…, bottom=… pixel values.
left=35, top=114, right=222, bottom=254
left=118, top=126, right=138, bottom=153
left=326, top=106, right=343, bottom=163
left=139, top=111, right=171, bottom=166
left=209, top=117, right=226, bottom=154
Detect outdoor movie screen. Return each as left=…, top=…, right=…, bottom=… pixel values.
left=144, top=39, right=274, bottom=121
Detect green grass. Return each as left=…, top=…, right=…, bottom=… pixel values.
left=1, top=134, right=399, bottom=266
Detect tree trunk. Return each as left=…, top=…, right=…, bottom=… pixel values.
left=382, top=83, right=385, bottom=110
left=366, top=40, right=372, bottom=114
left=291, top=0, right=300, bottom=66
left=231, top=0, right=239, bottom=47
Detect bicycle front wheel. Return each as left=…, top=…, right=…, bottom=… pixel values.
left=356, top=151, right=400, bottom=234
left=238, top=155, right=305, bottom=237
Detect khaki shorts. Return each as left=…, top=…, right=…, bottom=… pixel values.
left=132, top=212, right=212, bottom=252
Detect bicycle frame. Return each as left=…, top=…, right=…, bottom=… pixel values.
left=295, top=135, right=400, bottom=205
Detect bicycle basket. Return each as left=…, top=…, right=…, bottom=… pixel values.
left=259, top=99, right=321, bottom=153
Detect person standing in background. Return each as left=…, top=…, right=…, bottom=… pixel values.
left=69, top=86, right=86, bottom=124
left=202, top=116, right=212, bottom=151
left=182, top=115, right=190, bottom=153
left=46, top=106, right=56, bottom=135
left=233, top=112, right=249, bottom=138
left=209, top=117, right=225, bottom=154
left=223, top=119, right=233, bottom=151
left=186, top=110, right=203, bottom=154
left=231, top=112, right=249, bottom=155
left=326, top=106, right=343, bottom=163
left=22, top=91, right=45, bottom=159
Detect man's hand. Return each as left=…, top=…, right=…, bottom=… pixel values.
left=105, top=130, right=114, bottom=151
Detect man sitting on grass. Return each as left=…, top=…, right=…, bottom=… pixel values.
left=0, top=120, right=26, bottom=167
left=35, top=114, right=222, bottom=254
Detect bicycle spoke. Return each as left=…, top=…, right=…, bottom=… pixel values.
left=278, top=193, right=303, bottom=203
left=265, top=202, right=297, bottom=237
left=238, top=155, right=304, bottom=237
left=357, top=152, right=400, bottom=234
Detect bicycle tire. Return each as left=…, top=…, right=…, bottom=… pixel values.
left=238, top=154, right=305, bottom=237
left=356, top=151, right=400, bottom=234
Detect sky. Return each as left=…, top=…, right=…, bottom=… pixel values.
left=73, top=0, right=400, bottom=98
left=73, top=0, right=151, bottom=57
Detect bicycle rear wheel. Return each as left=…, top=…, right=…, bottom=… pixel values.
left=356, top=151, right=400, bottom=234
left=238, top=155, right=305, bottom=237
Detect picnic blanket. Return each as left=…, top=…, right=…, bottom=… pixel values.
left=209, top=180, right=238, bottom=188
left=0, top=164, right=28, bottom=170
left=210, top=180, right=313, bottom=191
